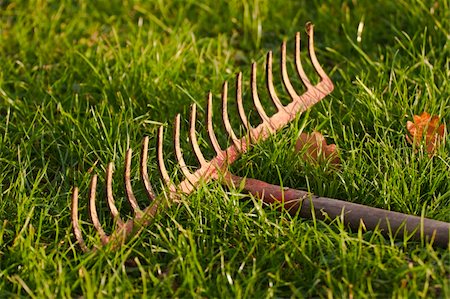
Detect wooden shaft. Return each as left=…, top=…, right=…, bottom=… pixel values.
left=228, top=175, right=449, bottom=247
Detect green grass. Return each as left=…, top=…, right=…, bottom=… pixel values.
left=0, top=0, right=449, bottom=297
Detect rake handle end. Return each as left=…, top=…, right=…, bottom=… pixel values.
left=235, top=176, right=450, bottom=248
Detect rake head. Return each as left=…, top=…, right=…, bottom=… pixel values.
left=72, top=23, right=334, bottom=252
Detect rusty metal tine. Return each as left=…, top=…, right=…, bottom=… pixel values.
left=207, top=92, right=223, bottom=156
left=106, top=163, right=124, bottom=227
left=88, top=174, right=109, bottom=245
left=71, top=187, right=88, bottom=252
left=141, top=136, right=156, bottom=201
left=265, top=51, right=285, bottom=112
left=236, top=72, right=251, bottom=131
left=125, top=149, right=142, bottom=217
left=221, top=81, right=241, bottom=150
left=157, top=126, right=177, bottom=196
left=174, top=114, right=197, bottom=183
left=251, top=62, right=274, bottom=131
left=306, top=23, right=330, bottom=85
left=295, top=32, right=312, bottom=89
left=189, top=103, right=207, bottom=167
left=304, top=23, right=334, bottom=101
left=281, top=41, right=299, bottom=101
left=157, top=126, right=170, bottom=185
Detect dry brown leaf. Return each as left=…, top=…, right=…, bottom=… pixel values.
left=295, top=131, right=340, bottom=165
left=406, top=112, right=446, bottom=155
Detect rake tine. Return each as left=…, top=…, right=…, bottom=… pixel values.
left=141, top=136, right=156, bottom=201
left=221, top=81, right=241, bottom=150
left=174, top=114, right=197, bottom=183
left=157, top=126, right=178, bottom=198
left=295, top=32, right=312, bottom=89
left=189, top=103, right=207, bottom=167
left=88, top=174, right=109, bottom=245
left=306, top=22, right=332, bottom=89
left=106, top=163, right=124, bottom=227
left=207, top=91, right=223, bottom=156
left=71, top=187, right=88, bottom=252
left=251, top=62, right=275, bottom=132
left=157, top=126, right=171, bottom=186
left=280, top=40, right=299, bottom=101
left=236, top=72, right=251, bottom=132
left=125, top=149, right=143, bottom=218
left=265, top=51, right=285, bottom=112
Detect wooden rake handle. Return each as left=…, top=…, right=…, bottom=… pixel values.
left=226, top=174, right=450, bottom=248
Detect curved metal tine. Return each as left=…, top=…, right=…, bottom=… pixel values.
left=71, top=187, right=89, bottom=252
left=105, top=163, right=124, bottom=227
left=189, top=103, right=208, bottom=167
left=295, top=32, right=313, bottom=89
left=251, top=62, right=275, bottom=132
left=125, top=149, right=143, bottom=218
left=157, top=126, right=175, bottom=194
left=265, top=51, right=285, bottom=112
left=221, top=81, right=241, bottom=150
left=88, top=174, right=109, bottom=245
left=174, top=114, right=197, bottom=183
left=236, top=72, right=251, bottom=131
left=140, top=136, right=156, bottom=201
left=281, top=40, right=300, bottom=101
left=306, top=22, right=330, bottom=83
left=206, top=92, right=223, bottom=156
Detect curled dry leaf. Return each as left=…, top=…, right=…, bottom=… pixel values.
left=295, top=131, right=340, bottom=165
left=406, top=112, right=446, bottom=155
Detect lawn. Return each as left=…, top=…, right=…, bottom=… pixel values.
left=0, top=0, right=449, bottom=297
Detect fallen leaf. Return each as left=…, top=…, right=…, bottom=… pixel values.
left=406, top=112, right=446, bottom=155
left=295, top=131, right=340, bottom=165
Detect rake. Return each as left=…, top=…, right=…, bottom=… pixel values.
left=72, top=23, right=449, bottom=251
